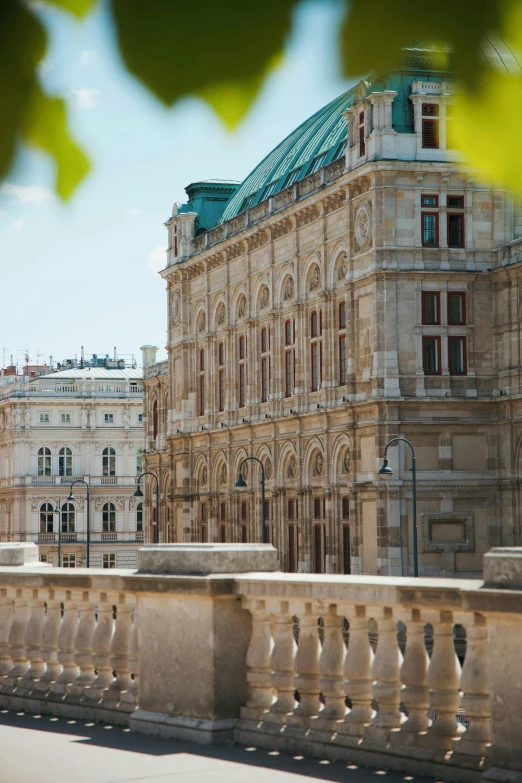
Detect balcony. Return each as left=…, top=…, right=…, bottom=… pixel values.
left=0, top=542, right=521, bottom=782
left=37, top=533, right=56, bottom=543
left=23, top=475, right=140, bottom=488
left=100, top=532, right=117, bottom=541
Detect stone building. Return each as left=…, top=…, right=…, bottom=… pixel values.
left=0, top=360, right=144, bottom=568
left=143, top=45, right=522, bottom=577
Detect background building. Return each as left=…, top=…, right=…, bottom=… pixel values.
left=0, top=354, right=144, bottom=568
left=143, top=44, right=522, bottom=578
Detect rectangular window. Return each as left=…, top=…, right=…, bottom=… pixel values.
left=339, top=335, right=347, bottom=385
left=239, top=363, right=246, bottom=407
left=239, top=335, right=245, bottom=360
left=422, top=292, right=440, bottom=325
left=264, top=500, right=271, bottom=520
left=422, top=103, right=439, bottom=149
left=261, top=357, right=269, bottom=402
left=448, top=292, right=466, bottom=325
left=421, top=194, right=439, bottom=207
left=39, top=413, right=49, bottom=423
left=423, top=336, right=441, bottom=375
left=288, top=524, right=298, bottom=573
left=63, top=554, right=76, bottom=568
left=201, top=502, right=208, bottom=523
left=313, top=525, right=325, bottom=574
left=61, top=413, right=71, bottom=423
left=199, top=348, right=205, bottom=371
left=288, top=499, right=295, bottom=520
left=220, top=502, right=226, bottom=522
left=285, top=350, right=294, bottom=397
left=448, top=213, right=464, bottom=247
left=313, top=497, right=322, bottom=519
left=358, top=111, right=365, bottom=157
left=241, top=501, right=247, bottom=522
left=338, top=301, right=347, bottom=329
left=342, top=496, right=350, bottom=520
left=219, top=525, right=226, bottom=543
left=104, top=413, right=114, bottom=423
left=342, top=525, right=351, bottom=575
left=311, top=311, right=318, bottom=338
left=447, top=195, right=464, bottom=209
left=218, top=369, right=225, bottom=412
left=284, top=319, right=292, bottom=346
left=218, top=342, right=225, bottom=365
left=241, top=525, right=248, bottom=543
left=311, top=343, right=319, bottom=391
left=199, top=373, right=205, bottom=416
left=103, top=553, right=116, bottom=569
left=422, top=213, right=439, bottom=247
left=200, top=524, right=208, bottom=543
left=448, top=336, right=467, bottom=375
left=138, top=414, right=143, bottom=423
left=261, top=327, right=268, bottom=353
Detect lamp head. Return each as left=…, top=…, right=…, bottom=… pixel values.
left=67, top=493, right=75, bottom=502
left=235, top=475, right=247, bottom=489
left=378, top=458, right=394, bottom=477
left=133, top=485, right=144, bottom=498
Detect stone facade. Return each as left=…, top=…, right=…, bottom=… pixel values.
left=143, top=74, right=522, bottom=578
left=0, top=368, right=144, bottom=568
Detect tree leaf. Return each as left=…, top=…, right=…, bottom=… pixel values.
left=40, top=0, right=97, bottom=18
left=21, top=83, right=90, bottom=200
left=110, top=0, right=297, bottom=127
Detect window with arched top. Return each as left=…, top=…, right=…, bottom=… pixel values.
left=102, top=446, right=116, bottom=477
left=39, top=502, right=54, bottom=533
left=153, top=399, right=158, bottom=439
left=58, top=446, right=72, bottom=476
left=103, top=502, right=116, bottom=532
left=136, top=447, right=143, bottom=475
left=38, top=446, right=52, bottom=476
left=61, top=502, right=75, bottom=533
left=136, top=502, right=143, bottom=532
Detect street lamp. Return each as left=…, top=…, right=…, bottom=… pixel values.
left=378, top=437, right=419, bottom=578
left=53, top=498, right=63, bottom=568
left=134, top=471, right=160, bottom=544
left=67, top=479, right=90, bottom=568
left=235, top=457, right=267, bottom=544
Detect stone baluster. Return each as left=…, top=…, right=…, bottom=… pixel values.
left=1, top=588, right=29, bottom=692
left=288, top=603, right=320, bottom=728
left=395, top=608, right=429, bottom=744
left=84, top=595, right=115, bottom=700
left=264, top=601, right=296, bottom=725
left=18, top=590, right=46, bottom=693
left=106, top=595, right=133, bottom=701
left=338, top=605, right=374, bottom=736
left=240, top=600, right=274, bottom=721
left=422, top=610, right=463, bottom=750
left=0, top=589, right=14, bottom=680
left=51, top=593, right=79, bottom=696
left=452, top=612, right=490, bottom=759
left=312, top=605, right=346, bottom=733
left=69, top=593, right=96, bottom=699
left=365, top=606, right=403, bottom=741
left=121, top=605, right=138, bottom=707
left=34, top=595, right=62, bottom=693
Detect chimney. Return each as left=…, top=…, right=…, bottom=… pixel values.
left=141, top=345, right=159, bottom=371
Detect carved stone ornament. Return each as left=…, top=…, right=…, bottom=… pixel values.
left=217, top=304, right=226, bottom=326
left=198, top=311, right=206, bottom=333
left=287, top=454, right=297, bottom=479
left=201, top=465, right=208, bottom=486
left=309, top=265, right=320, bottom=291
left=355, top=202, right=372, bottom=248
left=342, top=449, right=350, bottom=475
left=260, top=286, right=270, bottom=309
left=337, top=253, right=347, bottom=281
left=264, top=458, right=272, bottom=480
left=172, top=292, right=181, bottom=326
left=220, top=463, right=228, bottom=485
left=240, top=461, right=248, bottom=480
left=313, top=451, right=324, bottom=477
left=283, top=276, right=294, bottom=301
left=238, top=295, right=247, bottom=319
left=116, top=496, right=125, bottom=510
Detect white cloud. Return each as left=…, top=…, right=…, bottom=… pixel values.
left=12, top=219, right=24, bottom=231
left=147, top=245, right=166, bottom=273
left=71, top=88, right=100, bottom=110
left=0, top=183, right=54, bottom=205
left=79, top=50, right=97, bottom=67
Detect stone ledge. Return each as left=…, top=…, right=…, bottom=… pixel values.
left=0, top=543, right=49, bottom=568
left=483, top=548, right=522, bottom=589
left=137, top=544, right=280, bottom=575
left=130, top=710, right=236, bottom=744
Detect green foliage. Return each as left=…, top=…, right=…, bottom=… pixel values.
left=3, top=0, right=522, bottom=198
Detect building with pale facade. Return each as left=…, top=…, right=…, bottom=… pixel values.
left=0, top=361, right=144, bottom=568
left=143, top=44, right=522, bottom=577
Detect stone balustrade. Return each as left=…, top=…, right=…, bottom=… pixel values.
left=1, top=542, right=522, bottom=783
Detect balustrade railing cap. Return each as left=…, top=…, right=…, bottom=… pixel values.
left=137, top=543, right=280, bottom=575
left=0, top=542, right=50, bottom=568
left=483, top=547, right=522, bottom=589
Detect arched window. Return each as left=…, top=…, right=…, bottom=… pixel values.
left=102, top=446, right=116, bottom=477
left=58, top=446, right=72, bottom=477
left=61, top=502, right=75, bottom=533
left=153, top=400, right=158, bottom=439
left=103, top=502, right=116, bottom=532
left=38, top=447, right=52, bottom=476
left=136, top=502, right=143, bottom=532
left=39, top=502, right=54, bottom=533
left=136, top=447, right=143, bottom=475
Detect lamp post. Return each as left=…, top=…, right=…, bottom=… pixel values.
left=54, top=498, right=63, bottom=568
left=235, top=457, right=267, bottom=544
left=67, top=479, right=90, bottom=568
left=134, top=471, right=160, bottom=544
left=378, top=437, right=418, bottom=578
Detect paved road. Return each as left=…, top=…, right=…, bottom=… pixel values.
left=0, top=709, right=435, bottom=783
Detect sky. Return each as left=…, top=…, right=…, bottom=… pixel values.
left=0, top=0, right=353, bottom=370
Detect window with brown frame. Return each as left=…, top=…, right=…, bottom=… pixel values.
left=447, top=195, right=464, bottom=209
left=448, top=292, right=466, bottom=325
left=288, top=498, right=295, bottom=520
left=313, top=496, right=325, bottom=519
left=198, top=349, right=205, bottom=416
left=284, top=318, right=295, bottom=397
left=313, top=525, right=325, bottom=574
left=422, top=292, right=440, bottom=325
left=422, top=212, right=439, bottom=247
left=241, top=525, right=248, bottom=543
left=264, top=500, right=271, bottom=520
left=423, top=336, right=441, bottom=375
left=220, top=502, right=226, bottom=522
left=448, top=213, right=465, bottom=248
left=421, top=194, right=439, bottom=208
left=342, top=525, right=351, bottom=575
left=448, top=336, right=467, bottom=375
left=288, top=524, right=298, bottom=573
left=238, top=335, right=247, bottom=407
left=241, top=501, right=248, bottom=522
left=358, top=111, right=365, bottom=157
left=422, top=103, right=439, bottom=149
left=310, top=309, right=323, bottom=392
left=219, top=525, right=226, bottom=543
left=342, top=496, right=350, bottom=520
